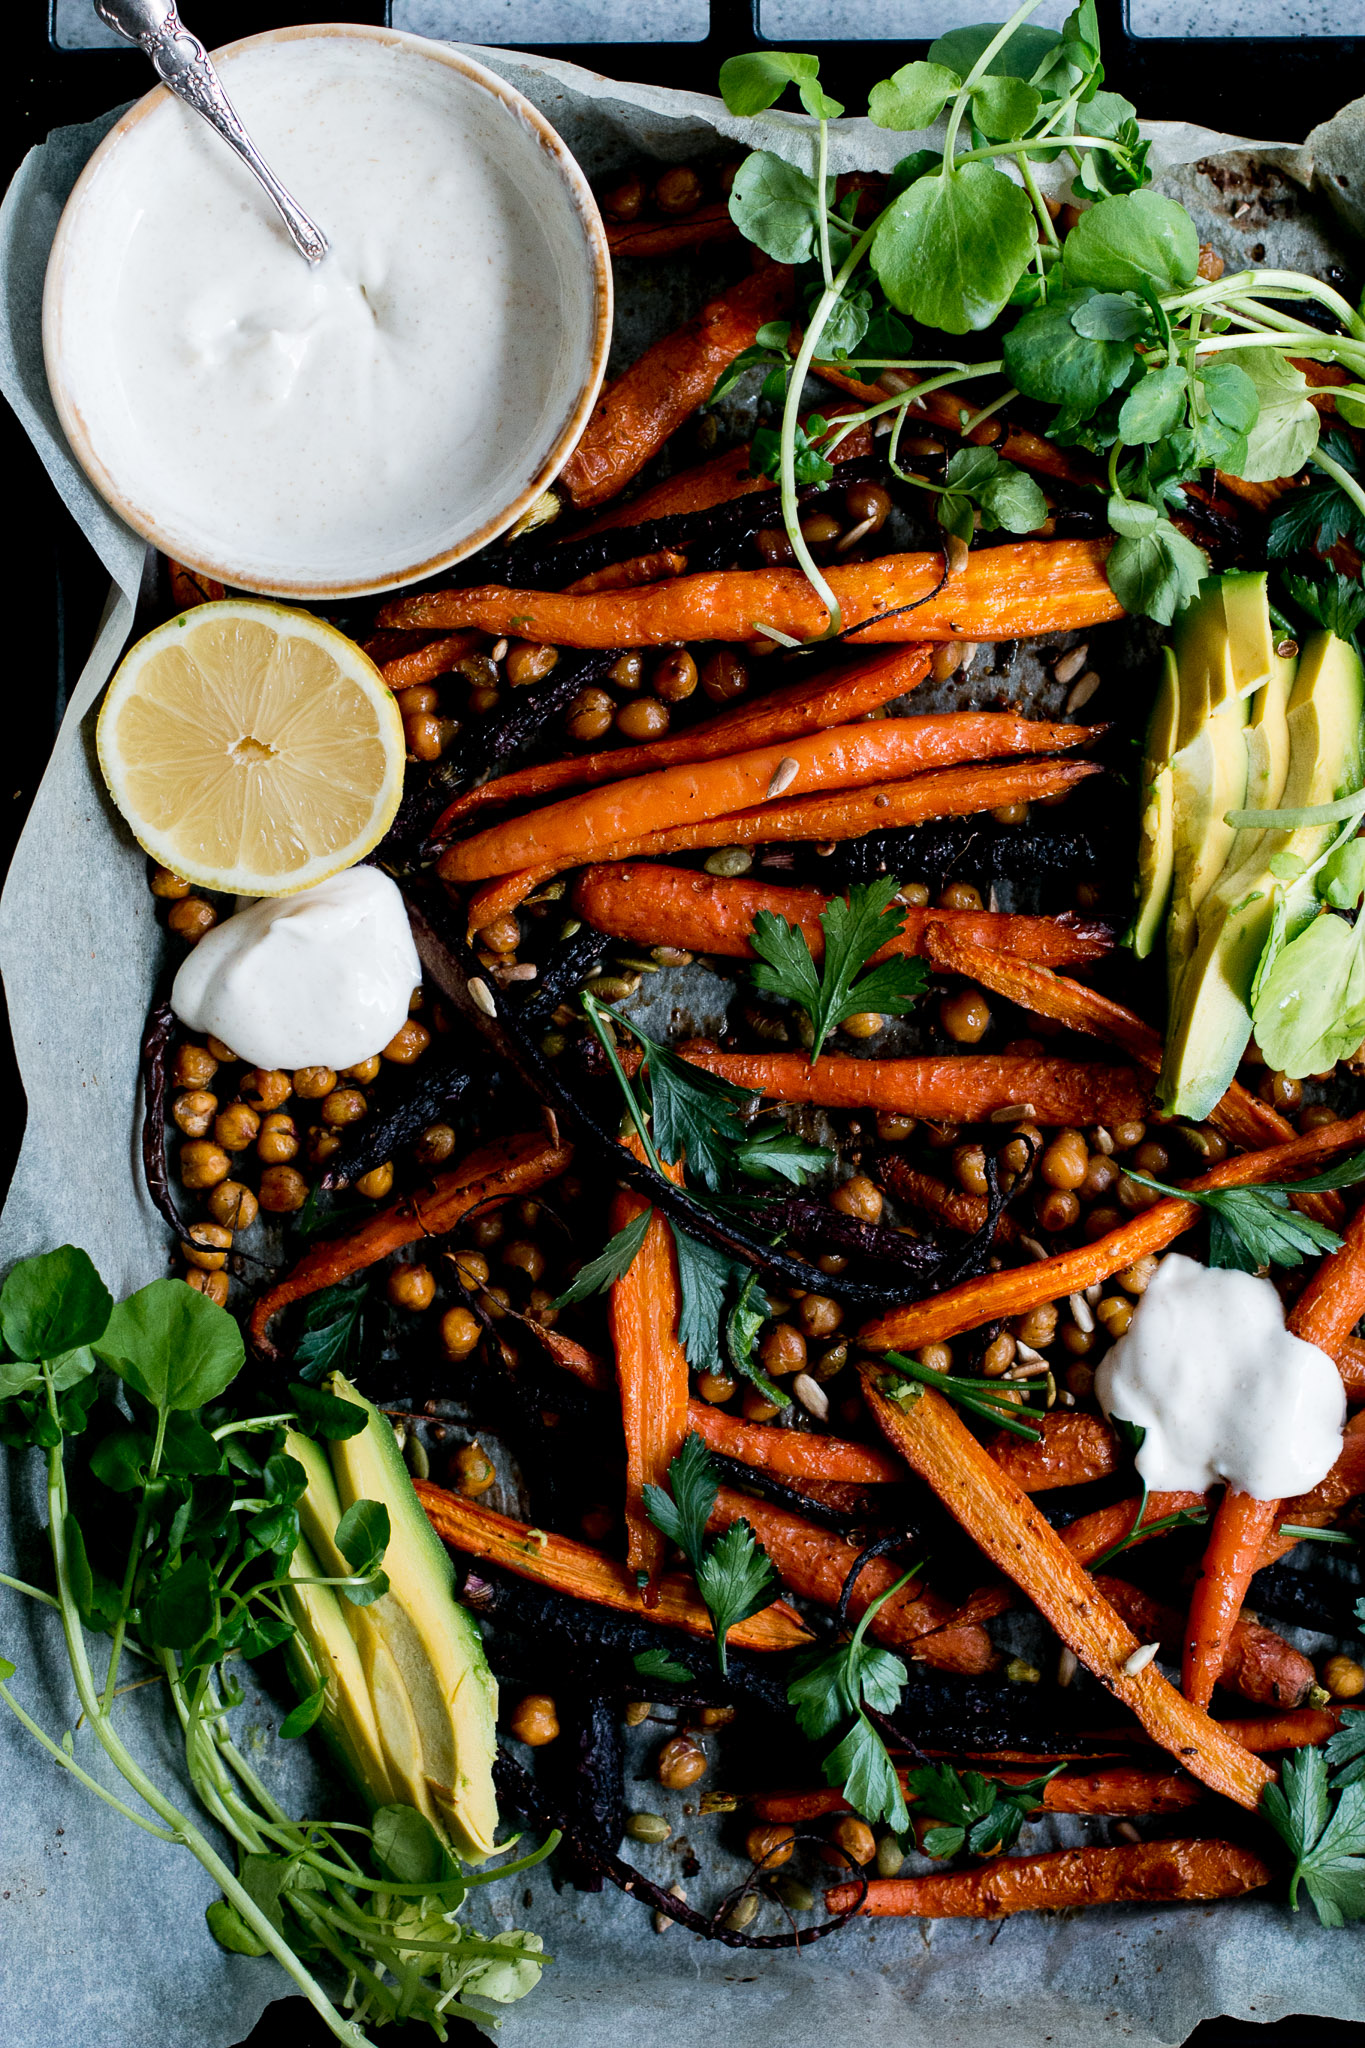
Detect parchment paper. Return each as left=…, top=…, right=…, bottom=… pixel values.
left=0, top=46, right=1362, bottom=2048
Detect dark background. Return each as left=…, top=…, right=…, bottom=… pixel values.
left=3, top=3, right=1362, bottom=2040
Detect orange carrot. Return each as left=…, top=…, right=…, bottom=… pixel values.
left=376, top=537, right=1124, bottom=646
left=1096, top=1574, right=1314, bottom=1710
left=413, top=1479, right=810, bottom=1651
left=379, top=632, right=482, bottom=690
left=439, top=714, right=1099, bottom=884
left=604, top=202, right=741, bottom=258
left=573, top=864, right=1114, bottom=969
left=559, top=266, right=794, bottom=510
left=654, top=1046, right=1149, bottom=1128
left=248, top=1133, right=572, bottom=1357
left=608, top=1142, right=689, bottom=1602
left=874, top=1158, right=1024, bottom=1245
left=1286, top=1197, right=1365, bottom=1356
left=859, top=1368, right=1275, bottom=1809
left=858, top=1107, right=1365, bottom=1352
left=826, top=1840, right=1270, bottom=1919
left=1337, top=1332, right=1365, bottom=1400
left=984, top=1412, right=1120, bottom=1492
left=563, top=549, right=689, bottom=595
left=1251, top=1414, right=1365, bottom=1567
left=429, top=646, right=932, bottom=838
left=919, top=927, right=1302, bottom=1161
left=685, top=1402, right=903, bottom=1483
left=753, top=1765, right=1201, bottom=1825
left=706, top=1487, right=995, bottom=1672
left=1182, top=1490, right=1282, bottom=1708
left=168, top=560, right=226, bottom=607
left=1219, top=1707, right=1340, bottom=1752
left=460, top=757, right=1101, bottom=934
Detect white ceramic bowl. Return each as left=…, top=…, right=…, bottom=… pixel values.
left=42, top=25, right=611, bottom=598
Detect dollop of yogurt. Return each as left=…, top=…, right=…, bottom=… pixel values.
left=1094, top=1252, right=1345, bottom=1500
left=171, top=867, right=419, bottom=1071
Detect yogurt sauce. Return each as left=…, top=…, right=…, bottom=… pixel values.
left=171, top=867, right=420, bottom=1071
left=48, top=33, right=599, bottom=589
left=1094, top=1252, right=1345, bottom=1500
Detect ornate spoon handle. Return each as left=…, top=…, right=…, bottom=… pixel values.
left=94, top=0, right=329, bottom=264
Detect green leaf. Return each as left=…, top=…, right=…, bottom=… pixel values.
left=751, top=876, right=926, bottom=1062
left=335, top=1498, right=390, bottom=1579
left=279, top=1682, right=327, bottom=1739
left=1252, top=912, right=1365, bottom=1076
left=1072, top=291, right=1149, bottom=342
left=1231, top=351, right=1321, bottom=485
left=1124, top=1152, right=1365, bottom=1270
left=786, top=1573, right=913, bottom=1826
left=237, top=1853, right=292, bottom=1935
left=788, top=1644, right=856, bottom=1742
left=928, top=22, right=1062, bottom=82
left=287, top=1378, right=369, bottom=1440
left=1118, top=364, right=1188, bottom=444
left=719, top=50, right=821, bottom=116
left=867, top=60, right=961, bottom=131
left=1283, top=571, right=1365, bottom=649
left=0, top=1246, right=111, bottom=1363
left=1063, top=190, right=1199, bottom=295
left=727, top=151, right=821, bottom=266
left=1106, top=512, right=1209, bottom=626
left=552, top=1207, right=651, bottom=1310
left=964, top=452, right=1050, bottom=535
left=160, top=1409, right=227, bottom=1477
left=206, top=1898, right=269, bottom=1957
left=671, top=1225, right=745, bottom=1378
left=293, top=1274, right=368, bottom=1384
left=695, top=1519, right=778, bottom=1674
left=1320, top=839, right=1365, bottom=911
left=1003, top=289, right=1137, bottom=411
left=89, top=1424, right=150, bottom=1493
left=644, top=1430, right=719, bottom=1566
left=97, top=1278, right=244, bottom=1414
left=143, top=1553, right=216, bottom=1650
left=725, top=1269, right=789, bottom=1407
left=731, top=1126, right=831, bottom=1187
left=633, top=1646, right=696, bottom=1684
left=1263, top=1748, right=1365, bottom=1924
left=373, top=1803, right=451, bottom=1884
left=1327, top=1708, right=1365, bottom=1789
left=633, top=1022, right=756, bottom=1191
left=1200, top=357, right=1260, bottom=433
left=824, top=1715, right=909, bottom=1832
left=969, top=72, right=1041, bottom=140
left=64, top=1511, right=121, bottom=1631
left=870, top=162, right=1037, bottom=335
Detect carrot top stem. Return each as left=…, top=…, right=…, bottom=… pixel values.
left=882, top=1349, right=1044, bottom=1442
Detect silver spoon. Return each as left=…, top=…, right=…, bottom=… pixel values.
left=93, top=0, right=329, bottom=264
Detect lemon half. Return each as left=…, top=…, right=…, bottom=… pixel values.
left=97, top=601, right=405, bottom=897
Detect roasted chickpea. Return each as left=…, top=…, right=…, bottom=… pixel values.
left=940, top=990, right=991, bottom=1043
left=173, top=1043, right=218, bottom=1090
left=656, top=1735, right=707, bottom=1790
left=509, top=1694, right=559, bottom=1746
left=990, top=801, right=1030, bottom=826
left=1036, top=1188, right=1080, bottom=1233
left=1131, top=1140, right=1169, bottom=1177
left=388, top=1263, right=436, bottom=1311
left=601, top=170, right=644, bottom=221
left=655, top=163, right=703, bottom=215
left=841, top=1010, right=885, bottom=1039
left=1040, top=1130, right=1088, bottom=1192
left=1083, top=1205, right=1123, bottom=1242
left=405, top=712, right=443, bottom=761
left=1110, top=1120, right=1146, bottom=1152
left=938, top=881, right=983, bottom=913
left=700, top=650, right=749, bottom=703
left=470, top=1210, right=505, bottom=1250
left=344, top=1056, right=382, bottom=1084
left=981, top=1331, right=1016, bottom=1377
left=1299, top=1104, right=1340, bottom=1135
left=1013, top=1302, right=1058, bottom=1348
left=831, top=1174, right=882, bottom=1224
left=796, top=1293, right=842, bottom=1339
left=1117, top=1173, right=1160, bottom=1213
left=607, top=651, right=644, bottom=693
left=1261, top=1069, right=1303, bottom=1114
left=441, top=1305, right=482, bottom=1361
left=844, top=480, right=891, bottom=533
left=1322, top=1654, right=1365, bottom=1701
left=504, top=640, right=558, bottom=688
left=1061, top=1321, right=1094, bottom=1357
left=824, top=1816, right=876, bottom=1867
left=474, top=916, right=520, bottom=957
left=502, top=1239, right=546, bottom=1284
left=1079, top=1154, right=1118, bottom=1202
left=759, top=1323, right=806, bottom=1377
left=181, top=1222, right=232, bottom=1271
left=877, top=1112, right=916, bottom=1143
left=257, top=1112, right=298, bottom=1166
left=697, top=1370, right=737, bottom=1403
left=922, top=1120, right=961, bottom=1150
left=149, top=864, right=191, bottom=899
left=396, top=682, right=439, bottom=718
left=179, top=1139, right=230, bottom=1190
left=240, top=1068, right=291, bottom=1113
left=306, top=1126, right=342, bottom=1169
left=1001, top=1123, right=1043, bottom=1180
left=172, top=1089, right=217, bottom=1138
left=206, top=1180, right=258, bottom=1231
left=292, top=1065, right=337, bottom=1100
left=566, top=685, right=614, bottom=742
left=742, top=1387, right=783, bottom=1423
left=186, top=1267, right=230, bottom=1306
left=953, top=1143, right=989, bottom=1196
left=916, top=1343, right=953, bottom=1374
left=617, top=697, right=670, bottom=741
left=800, top=510, right=842, bottom=551
left=383, top=1019, right=430, bottom=1065
left=258, top=1165, right=309, bottom=1213
left=746, top=1824, right=796, bottom=1870
left=1118, top=1255, right=1158, bottom=1296
left=467, top=684, right=500, bottom=716
left=753, top=528, right=795, bottom=569
left=652, top=649, right=697, bottom=703
left=1065, top=1360, right=1095, bottom=1400
left=415, top=1122, right=457, bottom=1167
left=1096, top=1294, right=1133, bottom=1338
left=451, top=1249, right=491, bottom=1291
left=453, top=1441, right=497, bottom=1496
left=321, top=1087, right=367, bottom=1128
left=355, top=1163, right=394, bottom=1200
left=168, top=897, right=217, bottom=943
left=214, top=1102, right=261, bottom=1153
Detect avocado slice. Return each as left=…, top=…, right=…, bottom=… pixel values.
left=1131, top=646, right=1179, bottom=959
left=324, top=1374, right=500, bottom=1863
left=1220, top=569, right=1276, bottom=702
left=1160, top=630, right=1365, bottom=1117
left=1164, top=692, right=1249, bottom=1011
left=282, top=1530, right=397, bottom=1810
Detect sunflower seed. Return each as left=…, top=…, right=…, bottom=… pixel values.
left=766, top=756, right=801, bottom=801
left=1121, top=1641, right=1160, bottom=1676
left=1065, top=669, right=1102, bottom=715
left=792, top=1372, right=829, bottom=1421
left=467, top=976, right=497, bottom=1017
left=1053, top=643, right=1089, bottom=684
left=1068, top=1291, right=1095, bottom=1334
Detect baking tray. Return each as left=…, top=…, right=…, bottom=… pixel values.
left=2, top=5, right=1363, bottom=2044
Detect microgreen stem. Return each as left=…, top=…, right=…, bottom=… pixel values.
left=1165, top=269, right=1365, bottom=342
left=100, top=1401, right=169, bottom=1714
left=581, top=991, right=668, bottom=1178
left=0, top=1569, right=60, bottom=1608
left=815, top=115, right=833, bottom=290
left=0, top=1677, right=178, bottom=1837
left=1017, top=152, right=1058, bottom=249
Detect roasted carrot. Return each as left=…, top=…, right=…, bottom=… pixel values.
left=604, top=202, right=741, bottom=257
left=461, top=757, right=1101, bottom=934
left=1254, top=1414, right=1365, bottom=1567
left=379, top=632, right=482, bottom=690
left=873, top=1158, right=1024, bottom=1245
left=859, top=1369, right=1275, bottom=1809
left=1285, top=1196, right=1365, bottom=1356
left=558, top=266, right=794, bottom=510
left=430, top=646, right=932, bottom=839
left=919, top=927, right=1305, bottom=1163
left=377, top=537, right=1124, bottom=645
left=650, top=1047, right=1149, bottom=1128
left=1220, top=1707, right=1340, bottom=1752
left=248, top=1133, right=572, bottom=1357
left=1337, top=1332, right=1365, bottom=1399
left=1095, top=1574, right=1315, bottom=1710
left=752, top=1765, right=1201, bottom=1825
left=609, top=1141, right=690, bottom=1602
left=413, top=1480, right=811, bottom=1651
left=685, top=1402, right=903, bottom=1483
left=563, top=549, right=689, bottom=595
left=858, top=1106, right=1365, bottom=1351
left=706, top=1487, right=996, bottom=1672
left=168, top=560, right=226, bottom=607
left=826, top=1840, right=1270, bottom=1919
left=1182, top=1490, right=1282, bottom=1709
left=985, top=1412, right=1120, bottom=1493
left=439, top=714, right=1099, bottom=884
left=573, top=864, right=1114, bottom=969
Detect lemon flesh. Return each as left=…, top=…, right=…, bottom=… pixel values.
left=97, top=600, right=405, bottom=896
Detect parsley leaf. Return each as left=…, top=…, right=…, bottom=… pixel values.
left=552, top=1206, right=652, bottom=1309
left=1126, top=1151, right=1365, bottom=1271
left=642, top=1430, right=717, bottom=1564
left=1327, top=1709, right=1365, bottom=1791
left=786, top=1571, right=918, bottom=1831
left=1262, top=1746, right=1365, bottom=1926
left=906, top=1761, right=1060, bottom=1860
left=644, top=1432, right=778, bottom=1673
left=292, top=1276, right=368, bottom=1385
left=633, top=1646, right=696, bottom=1685
left=731, top=1125, right=832, bottom=1187
left=751, top=877, right=927, bottom=1062
left=670, top=1225, right=746, bottom=1378
left=612, top=1012, right=756, bottom=1191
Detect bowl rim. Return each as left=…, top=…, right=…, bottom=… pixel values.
left=41, top=21, right=613, bottom=601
